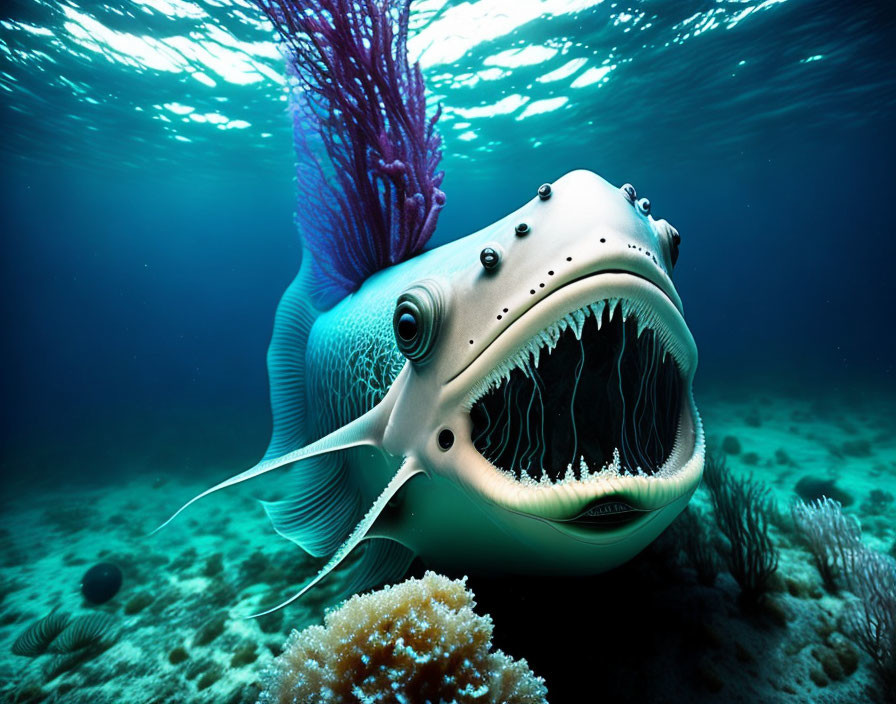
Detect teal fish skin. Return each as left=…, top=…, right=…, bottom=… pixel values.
left=163, top=170, right=704, bottom=604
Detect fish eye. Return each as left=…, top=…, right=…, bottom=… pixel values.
left=393, top=281, right=444, bottom=364
left=621, top=183, right=637, bottom=203
left=637, top=197, right=651, bottom=215
left=397, top=312, right=418, bottom=341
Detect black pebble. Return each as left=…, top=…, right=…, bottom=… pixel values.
left=81, top=562, right=123, bottom=604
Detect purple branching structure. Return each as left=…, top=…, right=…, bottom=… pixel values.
left=258, top=0, right=445, bottom=308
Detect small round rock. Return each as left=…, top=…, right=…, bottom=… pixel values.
left=81, top=562, right=123, bottom=604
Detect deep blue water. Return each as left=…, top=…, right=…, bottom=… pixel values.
left=1, top=0, right=895, bottom=486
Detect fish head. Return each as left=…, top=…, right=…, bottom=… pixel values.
left=382, top=169, right=703, bottom=557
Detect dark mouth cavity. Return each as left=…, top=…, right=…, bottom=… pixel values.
left=470, top=300, right=683, bottom=484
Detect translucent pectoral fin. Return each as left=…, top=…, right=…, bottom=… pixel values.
left=248, top=458, right=424, bottom=618
left=153, top=406, right=386, bottom=534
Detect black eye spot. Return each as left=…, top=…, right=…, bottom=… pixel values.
left=600, top=238, right=606, bottom=243
left=438, top=428, right=454, bottom=450
left=515, top=222, right=530, bottom=237
left=397, top=312, right=417, bottom=341
left=621, top=183, right=637, bottom=202
left=537, top=183, right=552, bottom=200
left=480, top=247, right=501, bottom=271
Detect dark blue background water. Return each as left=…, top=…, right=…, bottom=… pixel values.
left=2, top=0, right=895, bottom=485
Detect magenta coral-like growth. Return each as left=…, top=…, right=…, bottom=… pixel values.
left=259, top=0, right=446, bottom=307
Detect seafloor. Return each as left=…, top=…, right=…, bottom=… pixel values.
left=0, top=382, right=894, bottom=703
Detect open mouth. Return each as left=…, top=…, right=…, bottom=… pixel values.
left=469, top=297, right=686, bottom=495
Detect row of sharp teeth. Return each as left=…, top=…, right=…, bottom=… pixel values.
left=466, top=296, right=683, bottom=408
left=494, top=448, right=660, bottom=489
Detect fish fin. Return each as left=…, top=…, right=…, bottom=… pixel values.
left=153, top=405, right=385, bottom=534
left=260, top=453, right=361, bottom=557
left=341, top=538, right=415, bottom=597
left=264, top=260, right=317, bottom=459
left=248, top=458, right=423, bottom=617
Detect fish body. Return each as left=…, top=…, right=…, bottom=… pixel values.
left=254, top=169, right=704, bottom=585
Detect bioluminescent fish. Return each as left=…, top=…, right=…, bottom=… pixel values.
left=158, top=0, right=704, bottom=613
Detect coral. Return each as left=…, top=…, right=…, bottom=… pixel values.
left=259, top=571, right=547, bottom=704
left=11, top=611, right=70, bottom=657
left=672, top=505, right=720, bottom=586
left=258, top=0, right=445, bottom=308
left=790, top=497, right=895, bottom=698
left=703, top=455, right=779, bottom=606
left=48, top=614, right=115, bottom=654
left=791, top=497, right=861, bottom=592
left=842, top=547, right=896, bottom=700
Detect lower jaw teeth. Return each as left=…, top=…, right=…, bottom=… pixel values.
left=498, top=448, right=655, bottom=487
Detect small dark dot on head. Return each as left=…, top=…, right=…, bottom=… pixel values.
left=600, top=238, right=606, bottom=243
left=469, top=340, right=474, bottom=345
left=502, top=308, right=508, bottom=313
left=497, top=315, right=502, bottom=320
left=645, top=251, right=651, bottom=256
left=566, top=256, right=572, bottom=261
left=530, top=289, right=536, bottom=294
left=548, top=270, right=554, bottom=276
left=539, top=283, right=545, bottom=288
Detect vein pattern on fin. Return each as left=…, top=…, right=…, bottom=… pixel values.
left=260, top=453, right=361, bottom=557
left=249, top=459, right=423, bottom=617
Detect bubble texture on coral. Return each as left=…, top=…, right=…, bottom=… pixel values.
left=259, top=571, right=548, bottom=704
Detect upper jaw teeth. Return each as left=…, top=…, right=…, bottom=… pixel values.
left=466, top=296, right=681, bottom=407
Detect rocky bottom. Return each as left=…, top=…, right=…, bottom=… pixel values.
left=0, top=380, right=894, bottom=703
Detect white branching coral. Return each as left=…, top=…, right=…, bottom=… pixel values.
left=259, top=571, right=548, bottom=704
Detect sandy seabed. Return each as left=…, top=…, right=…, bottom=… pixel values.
left=1, top=383, right=894, bottom=703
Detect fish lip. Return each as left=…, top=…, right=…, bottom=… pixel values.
left=445, top=267, right=686, bottom=388
left=444, top=269, right=704, bottom=522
